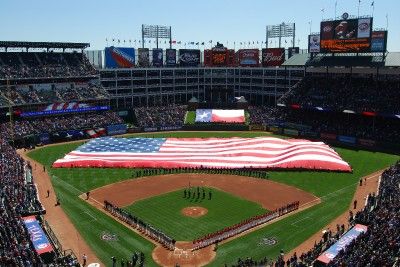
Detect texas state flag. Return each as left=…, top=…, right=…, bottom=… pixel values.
left=195, top=109, right=245, bottom=123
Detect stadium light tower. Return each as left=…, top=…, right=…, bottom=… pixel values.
left=266, top=22, right=295, bottom=48
left=141, top=24, right=172, bottom=49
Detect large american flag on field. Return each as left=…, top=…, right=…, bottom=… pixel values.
left=52, top=137, right=351, bottom=172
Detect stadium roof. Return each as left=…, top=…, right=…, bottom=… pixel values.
left=0, top=41, right=90, bottom=49
left=283, top=52, right=400, bottom=67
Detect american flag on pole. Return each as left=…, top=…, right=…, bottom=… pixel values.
left=52, top=137, right=351, bottom=171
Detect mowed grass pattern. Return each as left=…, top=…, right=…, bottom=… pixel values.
left=124, top=188, right=267, bottom=240
left=27, top=132, right=399, bottom=266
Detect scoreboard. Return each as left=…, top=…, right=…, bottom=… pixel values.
left=319, top=17, right=373, bottom=53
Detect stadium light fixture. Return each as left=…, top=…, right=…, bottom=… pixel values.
left=266, top=22, right=295, bottom=48
left=142, top=24, right=172, bottom=49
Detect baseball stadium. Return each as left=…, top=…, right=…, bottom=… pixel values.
left=1, top=1, right=400, bottom=266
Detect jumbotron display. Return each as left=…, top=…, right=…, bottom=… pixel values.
left=320, top=17, right=373, bottom=53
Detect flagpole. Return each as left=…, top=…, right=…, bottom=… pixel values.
left=371, top=2, right=375, bottom=17
left=357, top=0, right=361, bottom=18
left=335, top=1, right=337, bottom=19
left=386, top=13, right=389, bottom=30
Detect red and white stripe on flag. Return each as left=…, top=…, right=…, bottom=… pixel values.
left=211, top=109, right=245, bottom=123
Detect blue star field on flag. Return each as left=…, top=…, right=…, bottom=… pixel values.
left=195, top=109, right=212, bottom=122
left=77, top=137, right=165, bottom=153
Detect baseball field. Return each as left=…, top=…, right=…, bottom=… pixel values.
left=27, top=131, right=399, bottom=266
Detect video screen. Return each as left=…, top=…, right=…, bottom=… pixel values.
left=320, top=18, right=372, bottom=53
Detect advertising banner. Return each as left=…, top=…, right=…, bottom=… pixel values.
left=358, top=138, right=376, bottom=147
left=152, top=49, right=163, bottom=67
left=60, top=130, right=85, bottom=139
left=144, top=127, right=158, bottom=132
left=23, top=216, right=54, bottom=255
left=284, top=122, right=312, bottom=131
left=309, top=34, right=321, bottom=53
left=262, top=48, right=285, bottom=67
left=138, top=48, right=150, bottom=67
left=249, top=125, right=266, bottom=131
left=283, top=128, right=299, bottom=136
left=85, top=128, right=106, bottom=138
left=39, top=133, right=50, bottom=144
left=165, top=49, right=176, bottom=66
left=227, top=49, right=236, bottom=66
left=179, top=49, right=200, bottom=67
left=204, top=50, right=212, bottom=67
left=320, top=132, right=337, bottom=140
left=20, top=106, right=110, bottom=117
left=357, top=18, right=372, bottom=38
left=371, top=31, right=387, bottom=52
left=317, top=224, right=368, bottom=264
left=338, top=135, right=356, bottom=144
left=212, top=48, right=228, bottom=66
left=300, top=130, right=319, bottom=138
left=288, top=47, right=300, bottom=58
left=159, top=126, right=182, bottom=131
left=105, top=47, right=135, bottom=68
left=237, top=49, right=259, bottom=67
left=268, top=126, right=282, bottom=133
left=107, top=124, right=127, bottom=136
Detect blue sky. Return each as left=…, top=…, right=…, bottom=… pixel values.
left=1, top=0, right=399, bottom=51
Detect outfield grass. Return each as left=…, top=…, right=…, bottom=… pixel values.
left=28, top=131, right=399, bottom=266
left=184, top=111, right=195, bottom=124
left=124, top=188, right=267, bottom=240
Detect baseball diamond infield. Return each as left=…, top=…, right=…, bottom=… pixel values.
left=84, top=173, right=319, bottom=266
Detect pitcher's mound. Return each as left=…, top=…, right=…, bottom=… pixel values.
left=181, top=206, right=208, bottom=218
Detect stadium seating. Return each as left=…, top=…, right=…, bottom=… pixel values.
left=0, top=138, right=78, bottom=266
left=134, top=105, right=187, bottom=128
left=0, top=83, right=109, bottom=107
left=281, top=75, right=400, bottom=114
left=0, top=52, right=97, bottom=79
left=0, top=111, right=123, bottom=140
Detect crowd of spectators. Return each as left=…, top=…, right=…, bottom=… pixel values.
left=280, top=75, right=400, bottom=114
left=246, top=105, right=400, bottom=143
left=281, top=109, right=400, bottom=143
left=134, top=105, right=187, bottom=128
left=0, top=138, right=80, bottom=266
left=0, top=82, right=109, bottom=107
left=0, top=52, right=97, bottom=79
left=0, top=111, right=123, bottom=140
left=327, top=161, right=400, bottom=266
left=247, top=106, right=283, bottom=125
